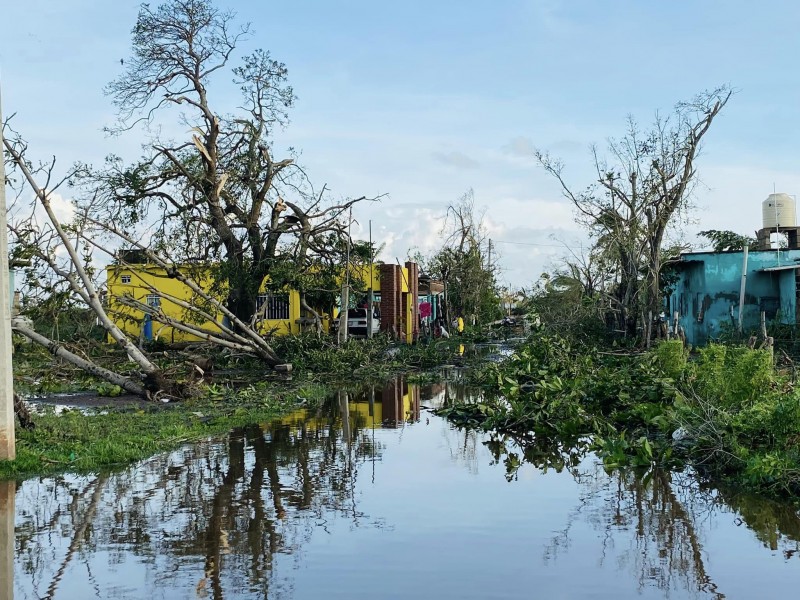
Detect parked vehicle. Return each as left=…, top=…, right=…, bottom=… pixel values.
left=346, top=308, right=380, bottom=338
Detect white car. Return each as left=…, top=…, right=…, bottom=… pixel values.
left=346, top=308, right=380, bottom=337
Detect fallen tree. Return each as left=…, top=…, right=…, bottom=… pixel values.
left=3, top=129, right=189, bottom=399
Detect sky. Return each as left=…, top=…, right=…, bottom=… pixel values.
left=3, top=0, right=800, bottom=289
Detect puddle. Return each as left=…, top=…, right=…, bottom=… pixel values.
left=3, top=376, right=800, bottom=599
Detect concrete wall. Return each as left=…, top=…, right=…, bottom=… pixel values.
left=670, top=250, right=800, bottom=345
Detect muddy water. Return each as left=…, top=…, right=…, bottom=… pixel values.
left=4, top=374, right=800, bottom=599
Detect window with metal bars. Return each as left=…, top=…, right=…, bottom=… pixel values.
left=257, top=293, right=290, bottom=320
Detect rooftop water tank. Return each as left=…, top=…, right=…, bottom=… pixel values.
left=762, top=193, right=796, bottom=228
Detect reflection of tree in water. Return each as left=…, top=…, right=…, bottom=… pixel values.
left=483, top=431, right=591, bottom=482
left=547, top=466, right=726, bottom=599
left=12, top=389, right=391, bottom=600
left=712, top=485, right=800, bottom=559
left=484, top=434, right=800, bottom=599
left=487, top=432, right=724, bottom=597
left=422, top=378, right=485, bottom=474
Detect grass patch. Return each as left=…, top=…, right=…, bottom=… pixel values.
left=0, top=379, right=329, bottom=478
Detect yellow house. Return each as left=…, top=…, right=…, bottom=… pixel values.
left=107, top=262, right=312, bottom=343
left=106, top=259, right=420, bottom=343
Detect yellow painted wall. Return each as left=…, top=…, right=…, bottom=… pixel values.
left=107, top=264, right=327, bottom=342
left=107, top=262, right=409, bottom=341
left=342, top=264, right=410, bottom=294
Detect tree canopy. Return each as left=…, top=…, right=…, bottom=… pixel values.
left=84, top=0, right=373, bottom=322
left=536, top=87, right=731, bottom=338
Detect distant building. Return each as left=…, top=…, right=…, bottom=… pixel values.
left=669, top=249, right=800, bottom=346
left=106, top=260, right=421, bottom=344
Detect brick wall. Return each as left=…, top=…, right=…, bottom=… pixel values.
left=379, top=264, right=399, bottom=334
left=379, top=262, right=420, bottom=342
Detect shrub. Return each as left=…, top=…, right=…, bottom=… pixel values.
left=652, top=340, right=688, bottom=380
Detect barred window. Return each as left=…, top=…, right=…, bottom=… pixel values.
left=257, top=293, right=290, bottom=320
left=120, top=275, right=131, bottom=284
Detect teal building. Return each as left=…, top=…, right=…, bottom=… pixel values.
left=669, top=250, right=800, bottom=346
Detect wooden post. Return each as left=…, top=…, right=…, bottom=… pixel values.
left=0, top=480, right=14, bottom=599
left=341, top=208, right=352, bottom=344
left=338, top=283, right=349, bottom=344
left=0, top=89, right=16, bottom=461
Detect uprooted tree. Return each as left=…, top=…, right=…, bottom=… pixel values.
left=536, top=86, right=731, bottom=338
left=81, top=0, right=374, bottom=326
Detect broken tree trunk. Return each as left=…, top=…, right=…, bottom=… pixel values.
left=12, top=318, right=146, bottom=397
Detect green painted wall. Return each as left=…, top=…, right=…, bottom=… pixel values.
left=670, top=250, right=800, bottom=345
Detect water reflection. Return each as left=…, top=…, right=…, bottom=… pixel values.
left=6, top=375, right=800, bottom=599
left=1, top=480, right=13, bottom=600
left=713, top=485, right=800, bottom=557
left=475, top=428, right=800, bottom=598
left=545, top=467, right=725, bottom=598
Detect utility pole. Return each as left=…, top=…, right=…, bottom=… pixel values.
left=367, top=220, right=374, bottom=338
left=338, top=207, right=353, bottom=344
left=0, top=88, right=16, bottom=461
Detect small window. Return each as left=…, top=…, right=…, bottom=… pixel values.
left=146, top=294, right=161, bottom=308
left=257, top=293, right=289, bottom=320
left=120, top=275, right=131, bottom=284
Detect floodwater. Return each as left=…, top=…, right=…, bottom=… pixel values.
left=3, top=374, right=800, bottom=599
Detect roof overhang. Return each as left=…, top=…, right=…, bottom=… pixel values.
left=758, top=264, right=800, bottom=272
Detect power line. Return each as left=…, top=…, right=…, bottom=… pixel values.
left=491, top=239, right=574, bottom=248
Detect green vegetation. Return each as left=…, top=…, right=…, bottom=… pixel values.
left=437, top=332, right=800, bottom=500
left=0, top=380, right=328, bottom=478
left=269, top=334, right=459, bottom=378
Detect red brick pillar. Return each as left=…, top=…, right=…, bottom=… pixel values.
left=380, top=264, right=399, bottom=334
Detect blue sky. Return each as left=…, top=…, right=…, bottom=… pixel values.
left=4, top=0, right=800, bottom=287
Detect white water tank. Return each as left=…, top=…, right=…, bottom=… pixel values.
left=762, top=193, right=796, bottom=228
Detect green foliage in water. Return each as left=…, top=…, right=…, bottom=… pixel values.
left=437, top=328, right=800, bottom=500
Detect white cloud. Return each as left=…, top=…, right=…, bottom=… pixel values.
left=47, top=192, right=75, bottom=225
left=431, top=150, right=480, bottom=170
left=504, top=136, right=535, bottom=158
